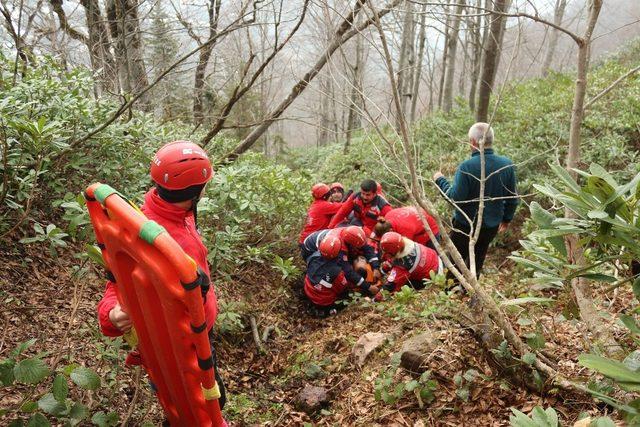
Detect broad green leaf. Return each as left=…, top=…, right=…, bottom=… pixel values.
left=589, top=417, right=616, bottom=427
left=531, top=406, right=558, bottom=426
left=549, top=163, right=581, bottom=193
left=620, top=315, right=640, bottom=335
left=509, top=409, right=538, bottom=427
left=633, top=277, right=640, bottom=299
left=20, top=401, right=38, bottom=413
left=52, top=375, right=68, bottom=401
left=573, top=273, right=617, bottom=283
left=14, top=358, right=50, bottom=385
left=91, top=411, right=119, bottom=427
left=404, top=380, right=419, bottom=392
left=0, top=359, right=16, bottom=385
left=623, top=351, right=640, bottom=372
left=530, top=202, right=555, bottom=228
left=37, top=393, right=66, bottom=417
left=70, top=366, right=100, bottom=390
left=579, top=354, right=640, bottom=383
left=522, top=353, right=537, bottom=365
left=500, top=297, right=554, bottom=306
left=26, top=413, right=50, bottom=427
left=12, top=339, right=37, bottom=357
left=68, top=402, right=89, bottom=421
left=8, top=420, right=25, bottom=427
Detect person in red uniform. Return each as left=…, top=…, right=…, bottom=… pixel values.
left=373, top=206, right=440, bottom=250
left=96, top=140, right=227, bottom=412
left=298, top=183, right=343, bottom=245
left=328, top=179, right=392, bottom=234
left=329, top=182, right=345, bottom=202
left=300, top=226, right=380, bottom=294
left=379, top=232, right=442, bottom=293
left=303, top=233, right=351, bottom=317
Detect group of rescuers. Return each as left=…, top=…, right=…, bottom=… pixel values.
left=93, top=121, right=518, bottom=421
left=299, top=121, right=519, bottom=317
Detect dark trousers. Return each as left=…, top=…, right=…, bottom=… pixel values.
left=447, top=220, right=499, bottom=285
left=208, top=330, right=227, bottom=410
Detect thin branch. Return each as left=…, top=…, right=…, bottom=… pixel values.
left=584, top=64, right=640, bottom=111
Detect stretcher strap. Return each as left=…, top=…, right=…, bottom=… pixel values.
left=198, top=356, right=214, bottom=371
left=94, top=184, right=119, bottom=204
left=202, top=383, right=221, bottom=400
left=139, top=220, right=166, bottom=245
left=190, top=322, right=207, bottom=334
left=124, top=328, right=138, bottom=348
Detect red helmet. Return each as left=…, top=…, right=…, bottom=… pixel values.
left=150, top=141, right=212, bottom=190
left=311, top=183, right=331, bottom=200
left=330, top=182, right=344, bottom=192
left=342, top=226, right=366, bottom=248
left=380, top=232, right=404, bottom=255
left=319, top=234, right=341, bottom=259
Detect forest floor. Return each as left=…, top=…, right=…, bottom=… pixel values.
left=0, top=227, right=630, bottom=426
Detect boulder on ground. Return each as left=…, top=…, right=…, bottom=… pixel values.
left=352, top=332, right=388, bottom=366
left=399, top=330, right=441, bottom=373
left=295, top=384, right=329, bottom=414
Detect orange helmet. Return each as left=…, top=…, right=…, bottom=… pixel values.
left=330, top=182, right=344, bottom=192
left=150, top=141, right=212, bottom=190
left=380, top=232, right=404, bottom=255
left=319, top=234, right=341, bottom=259
left=342, top=226, right=366, bottom=248
left=311, top=183, right=331, bottom=200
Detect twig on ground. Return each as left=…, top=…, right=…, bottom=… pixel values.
left=261, top=325, right=275, bottom=343
left=120, top=366, right=142, bottom=427
left=250, top=316, right=265, bottom=354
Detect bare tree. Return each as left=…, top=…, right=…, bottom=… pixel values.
left=178, top=0, right=222, bottom=125
left=442, top=0, right=465, bottom=112
left=541, top=0, right=567, bottom=76
left=409, top=2, right=427, bottom=122
left=221, top=0, right=403, bottom=162
left=476, top=0, right=510, bottom=122
left=395, top=1, right=415, bottom=126
left=467, top=0, right=482, bottom=110
left=106, top=0, right=149, bottom=104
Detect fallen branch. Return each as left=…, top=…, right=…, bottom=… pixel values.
left=250, top=316, right=265, bottom=354
left=261, top=325, right=275, bottom=343
left=120, top=366, right=142, bottom=427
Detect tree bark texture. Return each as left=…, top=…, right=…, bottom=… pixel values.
left=541, top=0, right=567, bottom=76
left=106, top=0, right=149, bottom=104
left=80, top=0, right=117, bottom=93
left=442, top=0, right=465, bottom=112
left=395, top=1, right=416, bottom=127
left=409, top=2, right=427, bottom=122
left=475, top=0, right=510, bottom=122
left=467, top=0, right=482, bottom=111
left=193, top=0, right=221, bottom=125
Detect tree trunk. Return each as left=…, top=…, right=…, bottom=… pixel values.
left=193, top=0, right=221, bottom=125
left=395, top=2, right=415, bottom=128
left=80, top=0, right=117, bottom=94
left=222, top=0, right=402, bottom=163
left=541, top=0, right=567, bottom=76
left=442, top=0, right=465, bottom=112
left=409, top=3, right=427, bottom=122
left=467, top=0, right=482, bottom=111
left=437, top=6, right=450, bottom=110
left=345, top=33, right=364, bottom=152
left=106, top=0, right=149, bottom=105
left=564, top=0, right=621, bottom=356
left=475, top=0, right=510, bottom=122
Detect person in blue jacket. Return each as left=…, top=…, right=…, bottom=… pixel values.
left=433, top=122, right=518, bottom=287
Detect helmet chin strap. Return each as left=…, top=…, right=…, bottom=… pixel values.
left=192, top=196, right=200, bottom=231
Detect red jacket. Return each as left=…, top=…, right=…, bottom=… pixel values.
left=298, top=199, right=342, bottom=244
left=328, top=192, right=392, bottom=234
left=304, top=254, right=349, bottom=307
left=97, top=189, right=218, bottom=337
left=383, top=239, right=440, bottom=292
left=384, top=207, right=439, bottom=245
